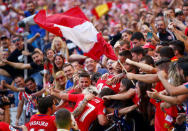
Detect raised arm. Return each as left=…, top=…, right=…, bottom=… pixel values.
left=102, top=88, right=135, bottom=101
left=126, top=59, right=157, bottom=73
left=8, top=4, right=25, bottom=16
left=4, top=60, right=31, bottom=69
left=1, top=80, right=24, bottom=92
left=118, top=104, right=137, bottom=115
left=127, top=73, right=159, bottom=83
left=147, top=89, right=188, bottom=105
left=157, top=71, right=188, bottom=96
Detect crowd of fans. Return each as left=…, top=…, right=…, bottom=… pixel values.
left=0, top=0, right=188, bottom=131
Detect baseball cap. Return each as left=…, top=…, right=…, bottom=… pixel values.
left=143, top=42, right=156, bottom=50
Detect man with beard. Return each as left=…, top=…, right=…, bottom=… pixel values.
left=156, top=20, right=176, bottom=42
left=2, top=51, right=44, bottom=86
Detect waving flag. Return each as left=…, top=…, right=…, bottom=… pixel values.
left=91, top=2, right=112, bottom=19
left=34, top=7, right=117, bottom=61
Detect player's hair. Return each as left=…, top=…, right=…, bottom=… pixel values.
left=55, top=108, right=72, bottom=128
left=37, top=96, right=54, bottom=114
left=82, top=85, right=99, bottom=96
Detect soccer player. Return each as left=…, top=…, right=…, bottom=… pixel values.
left=51, top=86, right=108, bottom=131
left=25, top=96, right=56, bottom=131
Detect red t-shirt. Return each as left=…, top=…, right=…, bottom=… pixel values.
left=25, top=114, right=56, bottom=131
left=68, top=94, right=106, bottom=131
left=96, top=75, right=120, bottom=93
left=0, top=122, right=12, bottom=131
left=150, top=82, right=177, bottom=131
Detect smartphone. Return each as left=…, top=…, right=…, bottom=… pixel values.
left=147, top=32, right=153, bottom=40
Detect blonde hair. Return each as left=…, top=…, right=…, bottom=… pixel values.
left=55, top=70, right=67, bottom=90
left=82, top=86, right=99, bottom=95
left=168, top=62, right=184, bottom=86
left=51, top=37, right=69, bottom=60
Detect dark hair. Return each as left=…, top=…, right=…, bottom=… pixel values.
left=156, top=12, right=164, bottom=17
left=159, top=46, right=175, bottom=59
left=143, top=22, right=150, bottom=27
left=177, top=56, right=188, bottom=77
left=99, top=88, right=116, bottom=107
left=167, top=7, right=174, bottom=12
left=183, top=2, right=188, bottom=7
left=14, top=75, right=24, bottom=80
left=63, top=63, right=74, bottom=69
left=124, top=30, right=133, bottom=35
left=91, top=72, right=102, bottom=84
left=140, top=55, right=154, bottom=66
left=31, top=51, right=41, bottom=57
left=37, top=96, right=54, bottom=114
left=169, top=40, right=185, bottom=55
left=131, top=46, right=145, bottom=56
left=121, top=78, right=134, bottom=91
left=53, top=54, right=65, bottom=73
left=79, top=72, right=90, bottom=79
left=119, top=50, right=132, bottom=59
left=130, top=32, right=145, bottom=41
left=155, top=58, right=171, bottom=72
left=55, top=108, right=72, bottom=128
left=137, top=81, right=154, bottom=121
left=25, top=77, right=35, bottom=83
left=119, top=40, right=130, bottom=48
left=158, top=41, right=169, bottom=46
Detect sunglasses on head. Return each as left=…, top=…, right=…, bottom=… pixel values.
left=56, top=76, right=65, bottom=81
left=12, top=38, right=20, bottom=43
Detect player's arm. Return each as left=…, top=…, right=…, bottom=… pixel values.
left=50, top=89, right=69, bottom=100
left=127, top=73, right=159, bottom=83
left=31, top=88, right=45, bottom=97
left=73, top=93, right=95, bottom=118
left=8, top=4, right=25, bottom=16
left=16, top=99, right=24, bottom=125
left=126, top=59, right=157, bottom=73
left=3, top=60, right=31, bottom=69
left=102, top=88, right=135, bottom=101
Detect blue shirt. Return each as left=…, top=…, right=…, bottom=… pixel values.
left=65, top=79, right=74, bottom=90
left=24, top=11, right=46, bottom=38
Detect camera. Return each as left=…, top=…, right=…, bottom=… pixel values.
left=18, top=14, right=36, bottom=28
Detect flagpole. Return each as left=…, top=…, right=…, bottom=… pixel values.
left=118, top=60, right=135, bottom=86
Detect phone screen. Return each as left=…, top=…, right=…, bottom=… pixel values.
left=147, top=32, right=153, bottom=39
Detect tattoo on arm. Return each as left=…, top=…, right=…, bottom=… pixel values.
left=181, top=35, right=187, bottom=40
left=73, top=99, right=88, bottom=118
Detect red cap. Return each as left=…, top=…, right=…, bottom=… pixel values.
left=143, top=42, right=156, bottom=50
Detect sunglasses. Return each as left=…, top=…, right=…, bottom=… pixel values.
left=56, top=76, right=65, bottom=81
left=12, top=38, right=20, bottom=43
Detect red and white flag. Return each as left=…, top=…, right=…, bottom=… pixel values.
left=34, top=7, right=117, bottom=61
